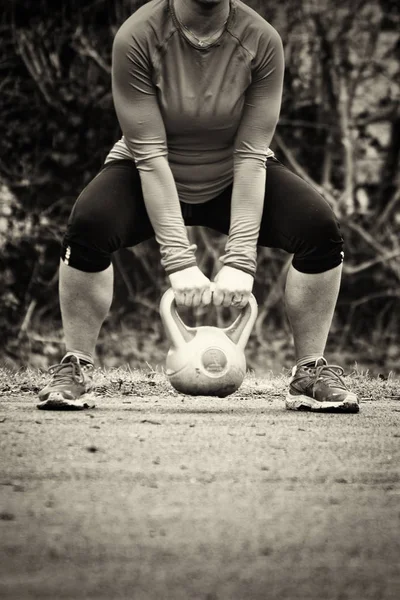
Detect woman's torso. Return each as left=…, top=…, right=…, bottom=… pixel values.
left=106, top=0, right=276, bottom=203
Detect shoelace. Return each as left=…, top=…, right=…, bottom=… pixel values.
left=48, top=361, right=84, bottom=385
left=295, top=364, right=347, bottom=396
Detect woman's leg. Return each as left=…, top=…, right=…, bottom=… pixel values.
left=256, top=159, right=357, bottom=411
left=284, top=262, right=342, bottom=361
left=200, top=160, right=344, bottom=359
left=204, top=159, right=357, bottom=411
left=58, top=160, right=154, bottom=358
left=38, top=160, right=154, bottom=409
left=255, top=159, right=345, bottom=363
left=59, top=261, right=114, bottom=361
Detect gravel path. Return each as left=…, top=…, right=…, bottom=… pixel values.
left=1, top=394, right=400, bottom=600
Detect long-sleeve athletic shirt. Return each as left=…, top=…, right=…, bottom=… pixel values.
left=107, top=0, right=284, bottom=275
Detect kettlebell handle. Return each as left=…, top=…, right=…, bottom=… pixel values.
left=160, top=287, right=258, bottom=351
left=159, top=287, right=195, bottom=349
left=222, top=293, right=258, bottom=350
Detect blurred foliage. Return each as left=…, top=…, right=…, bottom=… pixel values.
left=0, top=0, right=399, bottom=372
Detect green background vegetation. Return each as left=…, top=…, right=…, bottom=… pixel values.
left=0, top=0, right=399, bottom=374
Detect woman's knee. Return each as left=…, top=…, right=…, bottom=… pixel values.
left=60, top=197, right=118, bottom=273
left=61, top=233, right=113, bottom=274
left=292, top=213, right=344, bottom=274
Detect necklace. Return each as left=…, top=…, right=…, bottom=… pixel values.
left=179, top=18, right=228, bottom=47
left=173, top=1, right=230, bottom=48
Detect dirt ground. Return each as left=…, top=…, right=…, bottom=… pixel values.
left=1, top=392, right=400, bottom=600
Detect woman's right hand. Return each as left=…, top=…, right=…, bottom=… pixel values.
left=168, top=266, right=212, bottom=307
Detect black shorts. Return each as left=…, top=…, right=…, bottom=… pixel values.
left=61, top=158, right=344, bottom=274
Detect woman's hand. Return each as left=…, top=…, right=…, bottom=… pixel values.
left=168, top=266, right=212, bottom=307
left=213, top=265, right=254, bottom=308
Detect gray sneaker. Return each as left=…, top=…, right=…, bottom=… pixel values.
left=286, top=358, right=359, bottom=413
left=37, top=355, right=94, bottom=410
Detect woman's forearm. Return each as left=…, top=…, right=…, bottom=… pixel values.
left=138, top=156, right=197, bottom=273
left=220, top=158, right=267, bottom=276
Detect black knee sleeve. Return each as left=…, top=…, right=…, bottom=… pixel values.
left=291, top=218, right=344, bottom=274
left=60, top=240, right=111, bottom=272
left=60, top=203, right=115, bottom=272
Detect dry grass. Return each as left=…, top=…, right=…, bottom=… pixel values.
left=0, top=364, right=399, bottom=401
left=0, top=365, right=287, bottom=409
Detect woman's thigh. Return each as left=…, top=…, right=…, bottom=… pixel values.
left=259, top=160, right=344, bottom=273
left=62, top=160, right=155, bottom=271
left=259, top=159, right=341, bottom=248
left=201, top=159, right=343, bottom=273
left=66, top=160, right=154, bottom=248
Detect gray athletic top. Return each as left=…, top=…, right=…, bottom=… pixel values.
left=106, top=0, right=284, bottom=274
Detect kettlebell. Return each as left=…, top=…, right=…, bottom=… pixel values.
left=159, top=287, right=258, bottom=397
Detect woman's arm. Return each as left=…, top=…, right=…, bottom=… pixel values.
left=221, top=25, right=285, bottom=275
left=111, top=23, right=196, bottom=274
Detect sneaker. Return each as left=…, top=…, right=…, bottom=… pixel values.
left=37, top=355, right=94, bottom=410
left=286, top=357, right=359, bottom=413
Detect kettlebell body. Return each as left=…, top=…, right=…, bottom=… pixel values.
left=159, top=289, right=258, bottom=397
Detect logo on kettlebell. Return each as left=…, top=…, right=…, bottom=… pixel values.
left=201, top=347, right=228, bottom=374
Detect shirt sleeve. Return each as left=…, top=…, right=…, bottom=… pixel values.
left=221, top=25, right=285, bottom=275
left=111, top=21, right=197, bottom=273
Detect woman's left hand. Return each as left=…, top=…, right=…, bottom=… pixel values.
left=212, top=265, right=254, bottom=308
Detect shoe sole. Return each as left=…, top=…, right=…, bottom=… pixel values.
left=37, top=392, right=95, bottom=411
left=285, top=393, right=359, bottom=413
